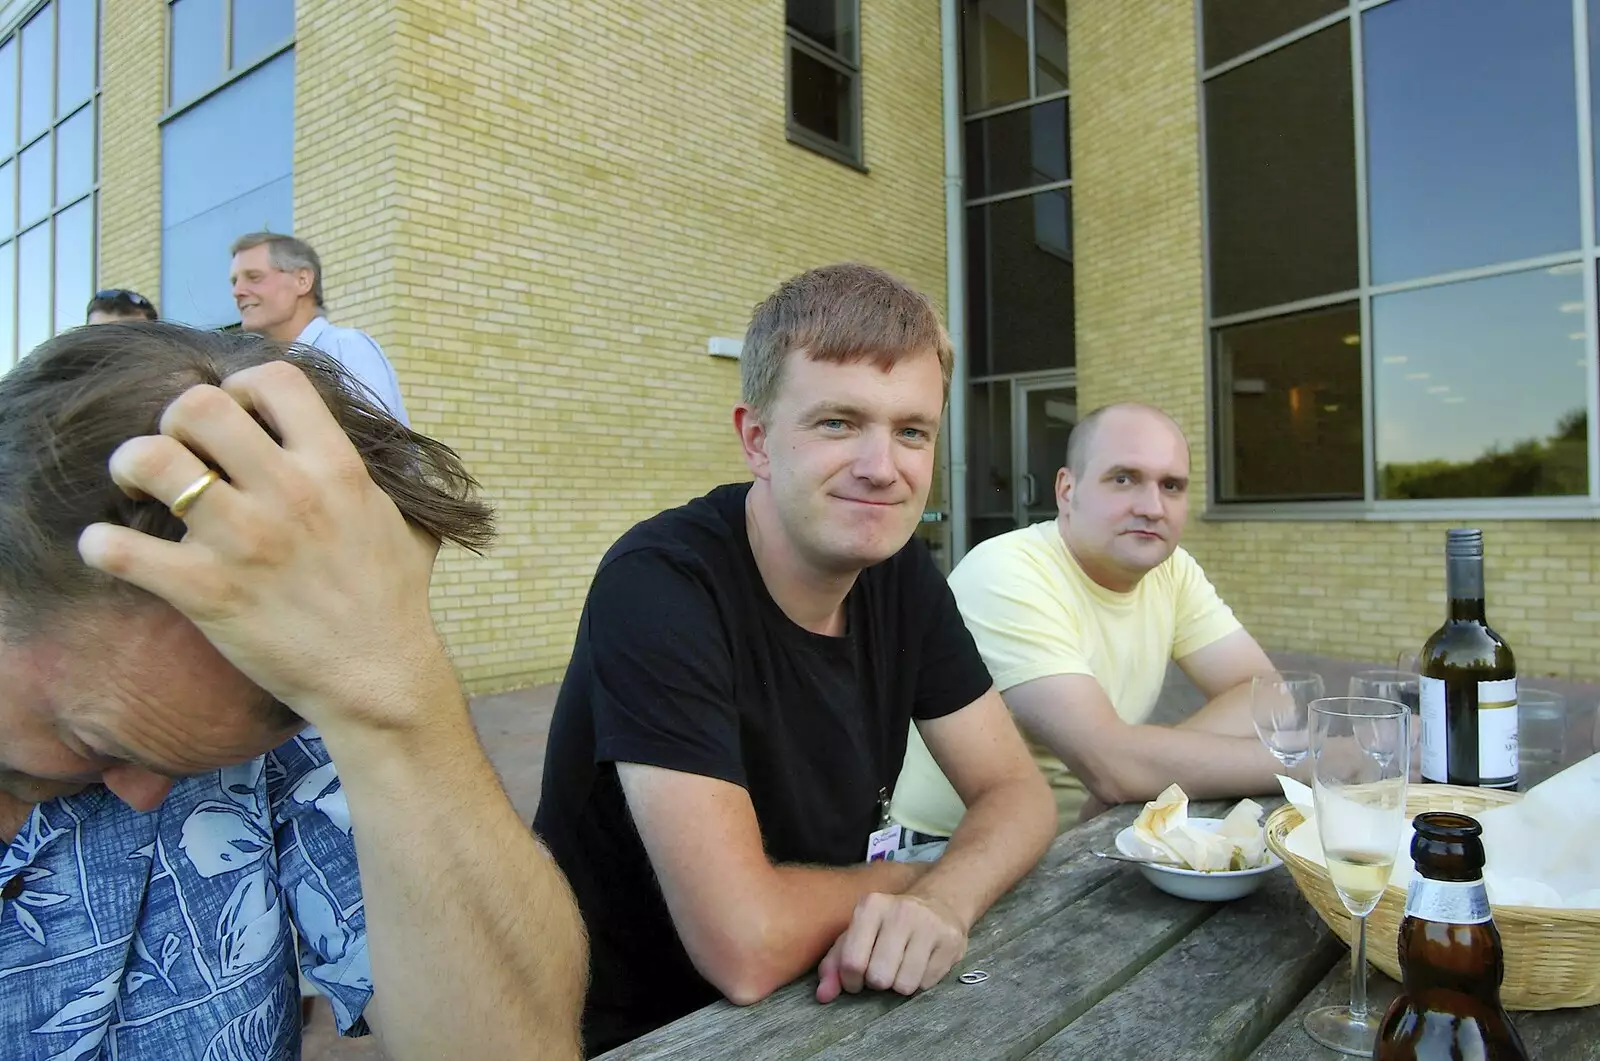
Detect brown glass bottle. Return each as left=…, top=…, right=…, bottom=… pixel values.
left=1375, top=812, right=1528, bottom=1061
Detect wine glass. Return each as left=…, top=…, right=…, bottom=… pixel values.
left=1303, top=697, right=1410, bottom=1055
left=1394, top=650, right=1420, bottom=674
left=1250, top=671, right=1325, bottom=769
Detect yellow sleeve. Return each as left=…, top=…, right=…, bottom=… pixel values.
left=1169, top=548, right=1243, bottom=660
left=948, top=539, right=1096, bottom=693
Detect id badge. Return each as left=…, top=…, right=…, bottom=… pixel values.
left=865, top=823, right=903, bottom=863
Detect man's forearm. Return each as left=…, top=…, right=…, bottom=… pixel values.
left=909, top=774, right=1053, bottom=928
left=1175, top=680, right=1258, bottom=739
left=712, top=858, right=927, bottom=1002
left=1091, top=724, right=1280, bottom=805
left=318, top=673, right=587, bottom=1061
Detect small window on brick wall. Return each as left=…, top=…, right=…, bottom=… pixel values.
left=785, top=0, right=863, bottom=168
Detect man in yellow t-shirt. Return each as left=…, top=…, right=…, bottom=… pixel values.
left=892, top=402, right=1283, bottom=836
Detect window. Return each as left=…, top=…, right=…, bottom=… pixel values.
left=0, top=0, right=99, bottom=371
left=962, top=2, right=1072, bottom=545
left=785, top=0, right=861, bottom=167
left=161, top=0, right=294, bottom=328
left=1203, top=0, right=1600, bottom=512
left=168, top=0, right=294, bottom=108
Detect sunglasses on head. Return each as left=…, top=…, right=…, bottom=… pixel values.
left=94, top=289, right=154, bottom=308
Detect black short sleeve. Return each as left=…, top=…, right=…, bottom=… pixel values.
left=906, top=543, right=995, bottom=722
left=585, top=548, right=746, bottom=788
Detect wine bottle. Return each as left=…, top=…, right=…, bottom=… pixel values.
left=1419, top=529, right=1517, bottom=789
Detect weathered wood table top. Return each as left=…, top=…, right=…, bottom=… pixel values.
left=600, top=798, right=1599, bottom=1061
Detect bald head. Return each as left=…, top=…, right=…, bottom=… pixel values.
left=1065, top=403, right=1188, bottom=477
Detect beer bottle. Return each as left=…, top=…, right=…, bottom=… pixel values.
left=1375, top=811, right=1528, bottom=1060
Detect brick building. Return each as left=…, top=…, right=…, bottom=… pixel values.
left=6, top=0, right=1599, bottom=690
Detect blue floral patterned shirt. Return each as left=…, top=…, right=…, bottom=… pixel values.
left=0, top=731, right=372, bottom=1060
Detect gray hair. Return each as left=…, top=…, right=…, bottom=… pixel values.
left=230, top=231, right=324, bottom=309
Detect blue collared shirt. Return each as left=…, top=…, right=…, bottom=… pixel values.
left=295, top=315, right=410, bottom=425
left=0, top=732, right=372, bottom=1060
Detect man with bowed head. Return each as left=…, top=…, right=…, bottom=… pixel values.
left=0, top=323, right=586, bottom=1059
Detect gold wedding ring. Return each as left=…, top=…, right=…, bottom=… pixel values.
left=169, top=468, right=222, bottom=519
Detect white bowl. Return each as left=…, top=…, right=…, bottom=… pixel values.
left=1113, top=817, right=1283, bottom=902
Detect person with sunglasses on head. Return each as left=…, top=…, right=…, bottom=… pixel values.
left=86, top=288, right=158, bottom=324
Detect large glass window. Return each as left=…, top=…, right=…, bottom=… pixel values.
left=0, top=0, right=100, bottom=371
left=962, top=2, right=1072, bottom=547
left=1373, top=266, right=1588, bottom=499
left=1205, top=21, right=1357, bottom=318
left=161, top=1, right=294, bottom=327
left=1365, top=0, right=1578, bottom=284
left=785, top=0, right=861, bottom=167
left=1203, top=0, right=1600, bottom=513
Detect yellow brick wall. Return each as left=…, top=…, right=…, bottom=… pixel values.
left=1069, top=0, right=1600, bottom=680
left=294, top=0, right=948, bottom=690
left=96, top=0, right=164, bottom=298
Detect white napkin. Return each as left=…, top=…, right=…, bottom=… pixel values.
left=1279, top=754, right=1600, bottom=910
left=1476, top=753, right=1600, bottom=908
left=1131, top=783, right=1269, bottom=871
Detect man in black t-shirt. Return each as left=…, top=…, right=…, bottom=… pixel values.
left=534, top=263, right=1056, bottom=1056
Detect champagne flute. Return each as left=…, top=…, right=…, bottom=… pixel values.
left=1250, top=671, right=1325, bottom=769
left=1304, top=696, right=1410, bottom=1056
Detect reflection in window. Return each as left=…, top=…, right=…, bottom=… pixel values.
left=1586, top=0, right=1600, bottom=241
left=230, top=0, right=295, bottom=69
left=964, top=0, right=1030, bottom=113
left=784, top=0, right=860, bottom=165
left=786, top=0, right=856, bottom=60
left=967, top=189, right=1074, bottom=377
left=53, top=197, right=92, bottom=335
left=19, top=10, right=52, bottom=142
left=1034, top=0, right=1067, bottom=95
left=1373, top=267, right=1589, bottom=499
left=968, top=380, right=1015, bottom=544
left=162, top=50, right=295, bottom=327
left=57, top=0, right=97, bottom=114
left=55, top=103, right=94, bottom=205
left=170, top=0, right=226, bottom=105
left=1214, top=304, right=1363, bottom=502
left=17, top=224, right=51, bottom=356
left=789, top=46, right=854, bottom=148
left=0, top=0, right=101, bottom=368
left=18, top=138, right=50, bottom=228
left=0, top=244, right=12, bottom=361
left=0, top=41, right=15, bottom=152
left=964, top=96, right=1069, bottom=199
left=1365, top=0, right=1578, bottom=285
left=1205, top=21, right=1356, bottom=317
left=1201, top=0, right=1345, bottom=69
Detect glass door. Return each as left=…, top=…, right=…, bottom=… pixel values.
left=1013, top=375, right=1076, bottom=527
left=965, top=371, right=1076, bottom=548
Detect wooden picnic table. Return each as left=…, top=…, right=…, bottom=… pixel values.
left=599, top=797, right=1600, bottom=1060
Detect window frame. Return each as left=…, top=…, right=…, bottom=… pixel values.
left=1197, top=0, right=1600, bottom=520
left=164, top=0, right=294, bottom=121
left=784, top=0, right=865, bottom=170
left=0, top=0, right=100, bottom=370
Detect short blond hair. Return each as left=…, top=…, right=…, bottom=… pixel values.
left=740, top=263, right=953, bottom=414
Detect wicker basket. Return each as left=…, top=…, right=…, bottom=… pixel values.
left=1265, top=785, right=1600, bottom=1011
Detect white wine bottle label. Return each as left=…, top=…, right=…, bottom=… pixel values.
left=1417, top=675, right=1518, bottom=785
left=1477, top=677, right=1518, bottom=785
left=1420, top=675, right=1446, bottom=782
left=1404, top=875, right=1491, bottom=925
